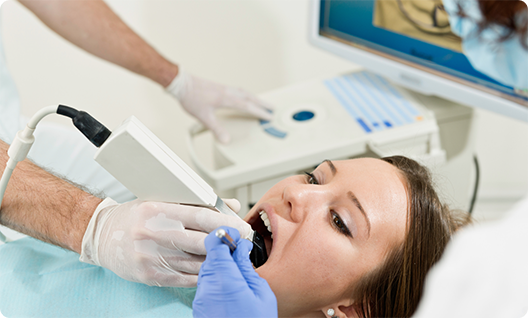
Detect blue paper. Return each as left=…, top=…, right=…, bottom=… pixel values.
left=0, top=238, right=195, bottom=317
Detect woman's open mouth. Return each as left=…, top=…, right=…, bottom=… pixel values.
left=247, top=210, right=274, bottom=260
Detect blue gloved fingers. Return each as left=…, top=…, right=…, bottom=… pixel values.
left=200, top=226, right=242, bottom=277
left=232, top=239, right=262, bottom=287
left=233, top=239, right=278, bottom=315
left=198, top=226, right=243, bottom=289
left=194, top=227, right=248, bottom=318
left=233, top=239, right=277, bottom=302
left=194, top=227, right=278, bottom=318
left=204, top=226, right=241, bottom=256
left=232, top=238, right=253, bottom=266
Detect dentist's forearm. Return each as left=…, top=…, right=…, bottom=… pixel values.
left=0, top=139, right=101, bottom=253
left=18, top=0, right=178, bottom=87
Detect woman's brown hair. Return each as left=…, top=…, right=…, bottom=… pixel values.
left=460, top=0, right=527, bottom=49
left=352, top=156, right=471, bottom=317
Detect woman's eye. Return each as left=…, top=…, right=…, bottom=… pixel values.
left=331, top=211, right=352, bottom=238
left=304, top=172, right=319, bottom=185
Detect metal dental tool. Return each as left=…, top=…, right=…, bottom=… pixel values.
left=215, top=228, right=237, bottom=252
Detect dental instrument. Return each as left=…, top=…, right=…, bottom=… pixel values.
left=0, top=105, right=268, bottom=267
left=215, top=228, right=237, bottom=252
left=92, top=115, right=268, bottom=267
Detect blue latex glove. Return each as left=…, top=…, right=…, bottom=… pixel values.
left=193, top=226, right=278, bottom=318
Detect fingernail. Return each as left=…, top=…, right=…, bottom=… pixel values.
left=217, top=132, right=230, bottom=144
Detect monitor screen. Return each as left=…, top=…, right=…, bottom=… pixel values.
left=310, top=0, right=528, bottom=120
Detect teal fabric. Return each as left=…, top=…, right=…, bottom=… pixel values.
left=0, top=238, right=195, bottom=317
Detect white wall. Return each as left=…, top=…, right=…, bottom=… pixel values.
left=1, top=0, right=527, bottom=217
left=1, top=0, right=357, bottom=159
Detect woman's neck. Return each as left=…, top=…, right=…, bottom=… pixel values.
left=279, top=308, right=326, bottom=318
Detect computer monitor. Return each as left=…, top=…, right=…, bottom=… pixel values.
left=309, top=0, right=528, bottom=122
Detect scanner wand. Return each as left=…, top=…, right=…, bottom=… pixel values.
left=214, top=197, right=256, bottom=242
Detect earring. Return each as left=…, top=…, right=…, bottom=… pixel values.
left=327, top=308, right=337, bottom=318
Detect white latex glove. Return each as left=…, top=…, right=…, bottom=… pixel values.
left=166, top=67, right=273, bottom=144
left=80, top=198, right=251, bottom=287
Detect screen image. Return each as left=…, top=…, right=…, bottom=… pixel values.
left=319, top=0, right=528, bottom=104
left=373, top=0, right=463, bottom=53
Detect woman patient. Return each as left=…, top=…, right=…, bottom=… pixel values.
left=0, top=156, right=469, bottom=318
left=243, top=156, right=469, bottom=318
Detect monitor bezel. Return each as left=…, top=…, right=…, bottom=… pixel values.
left=308, top=0, right=528, bottom=122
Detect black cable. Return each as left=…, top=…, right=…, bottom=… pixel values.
left=57, top=104, right=112, bottom=148
left=56, top=105, right=79, bottom=119
left=468, top=155, right=480, bottom=215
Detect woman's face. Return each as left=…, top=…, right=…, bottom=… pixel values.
left=244, top=158, right=409, bottom=317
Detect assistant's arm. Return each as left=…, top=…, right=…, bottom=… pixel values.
left=0, top=139, right=101, bottom=253
left=17, top=0, right=273, bottom=143
left=18, top=0, right=178, bottom=87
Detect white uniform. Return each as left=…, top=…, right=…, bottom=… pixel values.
left=413, top=194, right=528, bottom=318
left=0, top=14, right=133, bottom=217
left=0, top=14, right=21, bottom=145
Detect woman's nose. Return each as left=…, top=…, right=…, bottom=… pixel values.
left=283, top=184, right=322, bottom=223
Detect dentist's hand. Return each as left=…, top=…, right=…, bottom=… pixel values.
left=193, top=226, right=277, bottom=318
left=166, top=68, right=273, bottom=144
left=79, top=198, right=251, bottom=287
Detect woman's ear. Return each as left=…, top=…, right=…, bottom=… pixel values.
left=337, top=304, right=360, bottom=318
left=323, top=300, right=361, bottom=318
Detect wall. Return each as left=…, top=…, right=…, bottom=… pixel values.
left=1, top=0, right=527, bottom=220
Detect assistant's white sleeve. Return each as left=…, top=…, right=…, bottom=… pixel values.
left=0, top=14, right=22, bottom=144
left=413, top=194, right=528, bottom=318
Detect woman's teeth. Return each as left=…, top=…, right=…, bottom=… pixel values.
left=259, top=210, right=273, bottom=235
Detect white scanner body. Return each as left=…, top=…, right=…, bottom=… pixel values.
left=93, top=116, right=237, bottom=218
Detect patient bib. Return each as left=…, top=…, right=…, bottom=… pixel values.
left=0, top=238, right=195, bottom=317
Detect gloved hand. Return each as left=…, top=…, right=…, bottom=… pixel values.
left=166, top=67, right=273, bottom=144
left=193, top=226, right=277, bottom=318
left=79, top=198, right=251, bottom=287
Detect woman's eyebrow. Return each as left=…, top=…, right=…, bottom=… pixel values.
left=322, top=160, right=337, bottom=176
left=321, top=160, right=370, bottom=237
left=347, top=191, right=371, bottom=238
